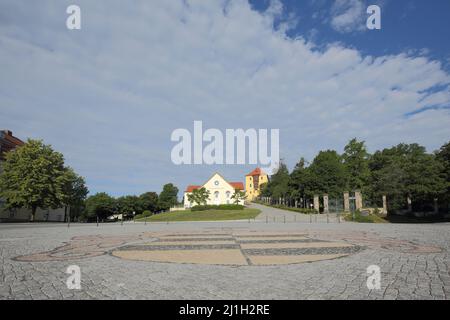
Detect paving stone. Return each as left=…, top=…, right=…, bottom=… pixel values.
left=0, top=203, right=449, bottom=300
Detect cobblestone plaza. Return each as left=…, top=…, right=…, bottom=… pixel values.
left=1, top=204, right=449, bottom=300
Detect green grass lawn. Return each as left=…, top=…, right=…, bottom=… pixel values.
left=136, top=208, right=261, bottom=222
left=343, top=212, right=388, bottom=223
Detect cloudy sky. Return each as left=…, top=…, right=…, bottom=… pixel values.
left=1, top=0, right=449, bottom=197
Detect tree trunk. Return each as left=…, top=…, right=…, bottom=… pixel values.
left=31, top=206, right=36, bottom=222
left=64, top=206, right=68, bottom=222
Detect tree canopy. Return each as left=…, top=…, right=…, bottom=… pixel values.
left=0, top=139, right=87, bottom=221
left=187, top=187, right=210, bottom=206
left=260, top=139, right=449, bottom=213
left=158, top=183, right=179, bottom=210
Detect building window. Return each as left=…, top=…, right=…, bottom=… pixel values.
left=226, top=191, right=231, bottom=198
left=214, top=180, right=219, bottom=186
left=214, top=191, right=219, bottom=199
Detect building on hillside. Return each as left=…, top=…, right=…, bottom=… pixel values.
left=0, top=130, right=65, bottom=222
left=184, top=173, right=244, bottom=208
left=0, top=130, right=25, bottom=162
left=245, top=167, right=269, bottom=201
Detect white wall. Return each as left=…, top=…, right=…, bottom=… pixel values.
left=184, top=173, right=244, bottom=208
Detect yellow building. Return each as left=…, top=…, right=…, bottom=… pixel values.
left=245, top=168, right=268, bottom=201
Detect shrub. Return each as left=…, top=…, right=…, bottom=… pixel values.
left=135, top=210, right=153, bottom=219
left=344, top=210, right=387, bottom=223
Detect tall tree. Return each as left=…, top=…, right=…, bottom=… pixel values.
left=0, top=139, right=67, bottom=221
left=436, top=141, right=450, bottom=204
left=289, top=158, right=310, bottom=200
left=158, top=183, right=179, bottom=210
left=265, top=162, right=290, bottom=200
left=61, top=167, right=88, bottom=222
left=116, top=195, right=141, bottom=218
left=85, top=192, right=116, bottom=220
left=306, top=150, right=347, bottom=198
left=342, top=138, right=370, bottom=192
left=139, top=192, right=159, bottom=213
left=370, top=143, right=446, bottom=211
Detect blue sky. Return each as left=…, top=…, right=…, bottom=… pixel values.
left=1, top=0, right=449, bottom=197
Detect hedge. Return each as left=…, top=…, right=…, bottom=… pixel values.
left=134, top=210, right=154, bottom=219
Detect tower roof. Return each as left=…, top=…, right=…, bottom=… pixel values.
left=245, top=167, right=265, bottom=176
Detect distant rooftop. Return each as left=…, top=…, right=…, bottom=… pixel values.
left=0, top=130, right=25, bottom=160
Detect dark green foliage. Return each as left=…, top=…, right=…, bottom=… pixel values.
left=436, top=141, right=450, bottom=204
left=342, top=138, right=370, bottom=193
left=260, top=139, right=448, bottom=214
left=187, top=187, right=210, bottom=206
left=261, top=163, right=290, bottom=199
left=134, top=210, right=153, bottom=220
left=306, top=150, right=347, bottom=198
left=158, top=183, right=179, bottom=210
left=0, top=139, right=88, bottom=221
left=116, top=195, right=141, bottom=218
left=84, top=192, right=116, bottom=220
left=369, top=143, right=446, bottom=212
left=139, top=192, right=159, bottom=213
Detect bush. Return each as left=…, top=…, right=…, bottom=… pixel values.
left=134, top=210, right=153, bottom=219
left=344, top=210, right=387, bottom=223
left=191, top=204, right=244, bottom=211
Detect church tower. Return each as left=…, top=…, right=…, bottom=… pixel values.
left=245, top=168, right=268, bottom=201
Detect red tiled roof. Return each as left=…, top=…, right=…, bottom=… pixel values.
left=185, top=181, right=244, bottom=192
left=246, top=167, right=264, bottom=176
left=185, top=185, right=201, bottom=192
left=0, top=130, right=25, bottom=160
left=230, top=182, right=244, bottom=190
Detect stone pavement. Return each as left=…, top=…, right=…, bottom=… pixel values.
left=0, top=204, right=449, bottom=300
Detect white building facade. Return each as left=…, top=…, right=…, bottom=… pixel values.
left=184, top=173, right=244, bottom=208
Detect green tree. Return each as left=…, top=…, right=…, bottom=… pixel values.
left=306, top=150, right=347, bottom=198
left=436, top=141, right=450, bottom=204
left=61, top=167, right=88, bottom=222
left=231, top=190, right=247, bottom=204
left=158, top=183, right=179, bottom=210
left=85, top=192, right=116, bottom=221
left=370, top=143, right=446, bottom=211
left=265, top=163, right=290, bottom=200
left=288, top=158, right=310, bottom=200
left=116, top=195, right=141, bottom=218
left=139, top=192, right=159, bottom=213
left=342, top=138, right=370, bottom=192
left=0, top=139, right=67, bottom=221
left=187, top=187, right=210, bottom=206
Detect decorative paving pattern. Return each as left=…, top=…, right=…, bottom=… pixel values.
left=308, top=230, right=443, bottom=254
left=111, top=232, right=364, bottom=266
left=13, top=233, right=157, bottom=262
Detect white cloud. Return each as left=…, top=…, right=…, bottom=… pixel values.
left=329, top=0, right=366, bottom=33
left=0, top=0, right=449, bottom=196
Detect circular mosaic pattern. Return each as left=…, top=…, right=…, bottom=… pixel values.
left=111, top=232, right=363, bottom=266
